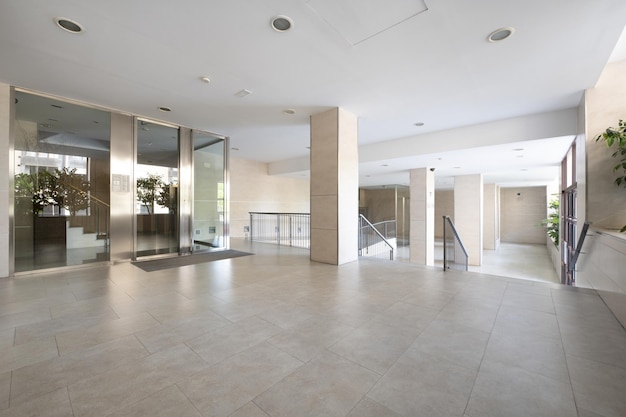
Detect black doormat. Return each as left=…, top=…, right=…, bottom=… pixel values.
left=132, top=250, right=253, bottom=272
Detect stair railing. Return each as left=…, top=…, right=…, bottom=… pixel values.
left=358, top=214, right=395, bottom=260
left=442, top=215, right=468, bottom=271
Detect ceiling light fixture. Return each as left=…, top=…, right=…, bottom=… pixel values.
left=234, top=89, right=252, bottom=98
left=283, top=109, right=296, bottom=115
left=54, top=17, right=84, bottom=34
left=271, top=15, right=293, bottom=32
left=158, top=106, right=171, bottom=112
left=414, top=122, right=425, bottom=127
left=200, top=76, right=211, bottom=84
left=488, top=27, right=515, bottom=42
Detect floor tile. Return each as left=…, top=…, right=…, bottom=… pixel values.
left=567, top=355, right=626, bottom=417
left=0, top=336, right=58, bottom=374
left=254, top=350, right=379, bottom=417
left=408, top=318, right=490, bottom=371
left=55, top=312, right=160, bottom=355
left=329, top=317, right=421, bottom=375
left=185, top=316, right=283, bottom=365
left=482, top=329, right=569, bottom=382
left=368, top=349, right=477, bottom=417
left=0, top=387, right=73, bottom=417
left=0, top=372, right=10, bottom=411
left=68, top=344, right=208, bottom=417
left=135, top=311, right=230, bottom=353
left=346, top=397, right=403, bottom=417
left=465, top=361, right=577, bottom=417
left=106, top=385, right=202, bottom=417
left=230, top=401, right=270, bottom=417
left=178, top=342, right=302, bottom=417
left=268, top=316, right=356, bottom=362
left=10, top=334, right=148, bottom=407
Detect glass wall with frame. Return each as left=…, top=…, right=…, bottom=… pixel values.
left=192, top=131, right=226, bottom=251
left=13, top=91, right=111, bottom=272
left=135, top=120, right=180, bottom=258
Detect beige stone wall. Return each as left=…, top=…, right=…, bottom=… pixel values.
left=500, top=186, right=547, bottom=244
left=585, top=59, right=626, bottom=230
left=434, top=189, right=454, bottom=238
left=230, top=157, right=309, bottom=238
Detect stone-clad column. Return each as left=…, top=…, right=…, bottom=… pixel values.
left=454, top=174, right=483, bottom=266
left=409, top=168, right=435, bottom=265
left=310, top=108, right=358, bottom=265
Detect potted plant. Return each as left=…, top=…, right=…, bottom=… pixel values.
left=542, top=197, right=559, bottom=245
left=595, top=119, right=626, bottom=232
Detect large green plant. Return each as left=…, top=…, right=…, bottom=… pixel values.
left=542, top=198, right=559, bottom=246
left=595, top=119, right=626, bottom=232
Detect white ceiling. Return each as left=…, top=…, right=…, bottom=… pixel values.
left=1, top=0, right=625, bottom=189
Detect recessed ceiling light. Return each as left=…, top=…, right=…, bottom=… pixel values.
left=271, top=15, right=293, bottom=32
left=54, top=17, right=84, bottom=34
left=158, top=106, right=171, bottom=112
left=381, top=164, right=389, bottom=167
left=200, top=76, right=211, bottom=84
left=234, top=89, right=252, bottom=98
left=231, top=147, right=240, bottom=151
left=488, top=27, right=515, bottom=42
left=414, top=122, right=425, bottom=127
left=51, top=104, right=63, bottom=109
left=283, top=109, right=296, bottom=115
left=513, top=148, right=524, bottom=151
left=453, top=166, right=461, bottom=169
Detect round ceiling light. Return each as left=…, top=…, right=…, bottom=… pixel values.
left=271, top=15, right=294, bottom=32
left=488, top=27, right=515, bottom=42
left=283, top=109, right=296, bottom=115
left=55, top=17, right=84, bottom=34
left=158, top=106, right=172, bottom=112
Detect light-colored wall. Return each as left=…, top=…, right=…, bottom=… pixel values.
left=500, top=187, right=547, bottom=244
left=230, top=157, right=310, bottom=239
left=434, top=189, right=454, bottom=238
left=585, top=59, right=626, bottom=230
left=577, top=59, right=626, bottom=327
left=576, top=229, right=626, bottom=326
left=360, top=188, right=396, bottom=223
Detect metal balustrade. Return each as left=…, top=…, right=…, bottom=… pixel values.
left=358, top=215, right=395, bottom=260
left=249, top=212, right=310, bottom=248
left=442, top=215, right=468, bottom=271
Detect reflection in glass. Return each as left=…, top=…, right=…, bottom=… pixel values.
left=193, top=132, right=225, bottom=251
left=136, top=121, right=179, bottom=257
left=14, top=91, right=111, bottom=272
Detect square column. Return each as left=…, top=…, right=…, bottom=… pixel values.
left=483, top=183, right=500, bottom=250
left=454, top=174, right=483, bottom=266
left=409, top=168, right=435, bottom=266
left=310, top=108, right=358, bottom=265
left=0, top=83, right=12, bottom=278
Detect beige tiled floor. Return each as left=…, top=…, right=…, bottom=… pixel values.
left=2, top=239, right=626, bottom=417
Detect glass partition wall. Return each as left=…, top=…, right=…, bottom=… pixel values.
left=12, top=90, right=229, bottom=273
left=13, top=91, right=111, bottom=272
left=135, top=120, right=180, bottom=258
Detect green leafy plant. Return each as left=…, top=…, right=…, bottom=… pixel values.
left=542, top=197, right=559, bottom=246
left=136, top=174, right=165, bottom=215
left=595, top=119, right=626, bottom=232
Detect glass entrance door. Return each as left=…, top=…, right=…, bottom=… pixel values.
left=135, top=120, right=179, bottom=258
left=192, top=131, right=226, bottom=251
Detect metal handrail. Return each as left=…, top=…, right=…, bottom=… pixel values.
left=359, top=214, right=394, bottom=260
left=442, top=215, right=468, bottom=271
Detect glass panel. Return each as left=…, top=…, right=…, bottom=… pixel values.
left=192, top=131, right=225, bottom=251
left=14, top=91, right=111, bottom=272
left=136, top=121, right=179, bottom=257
